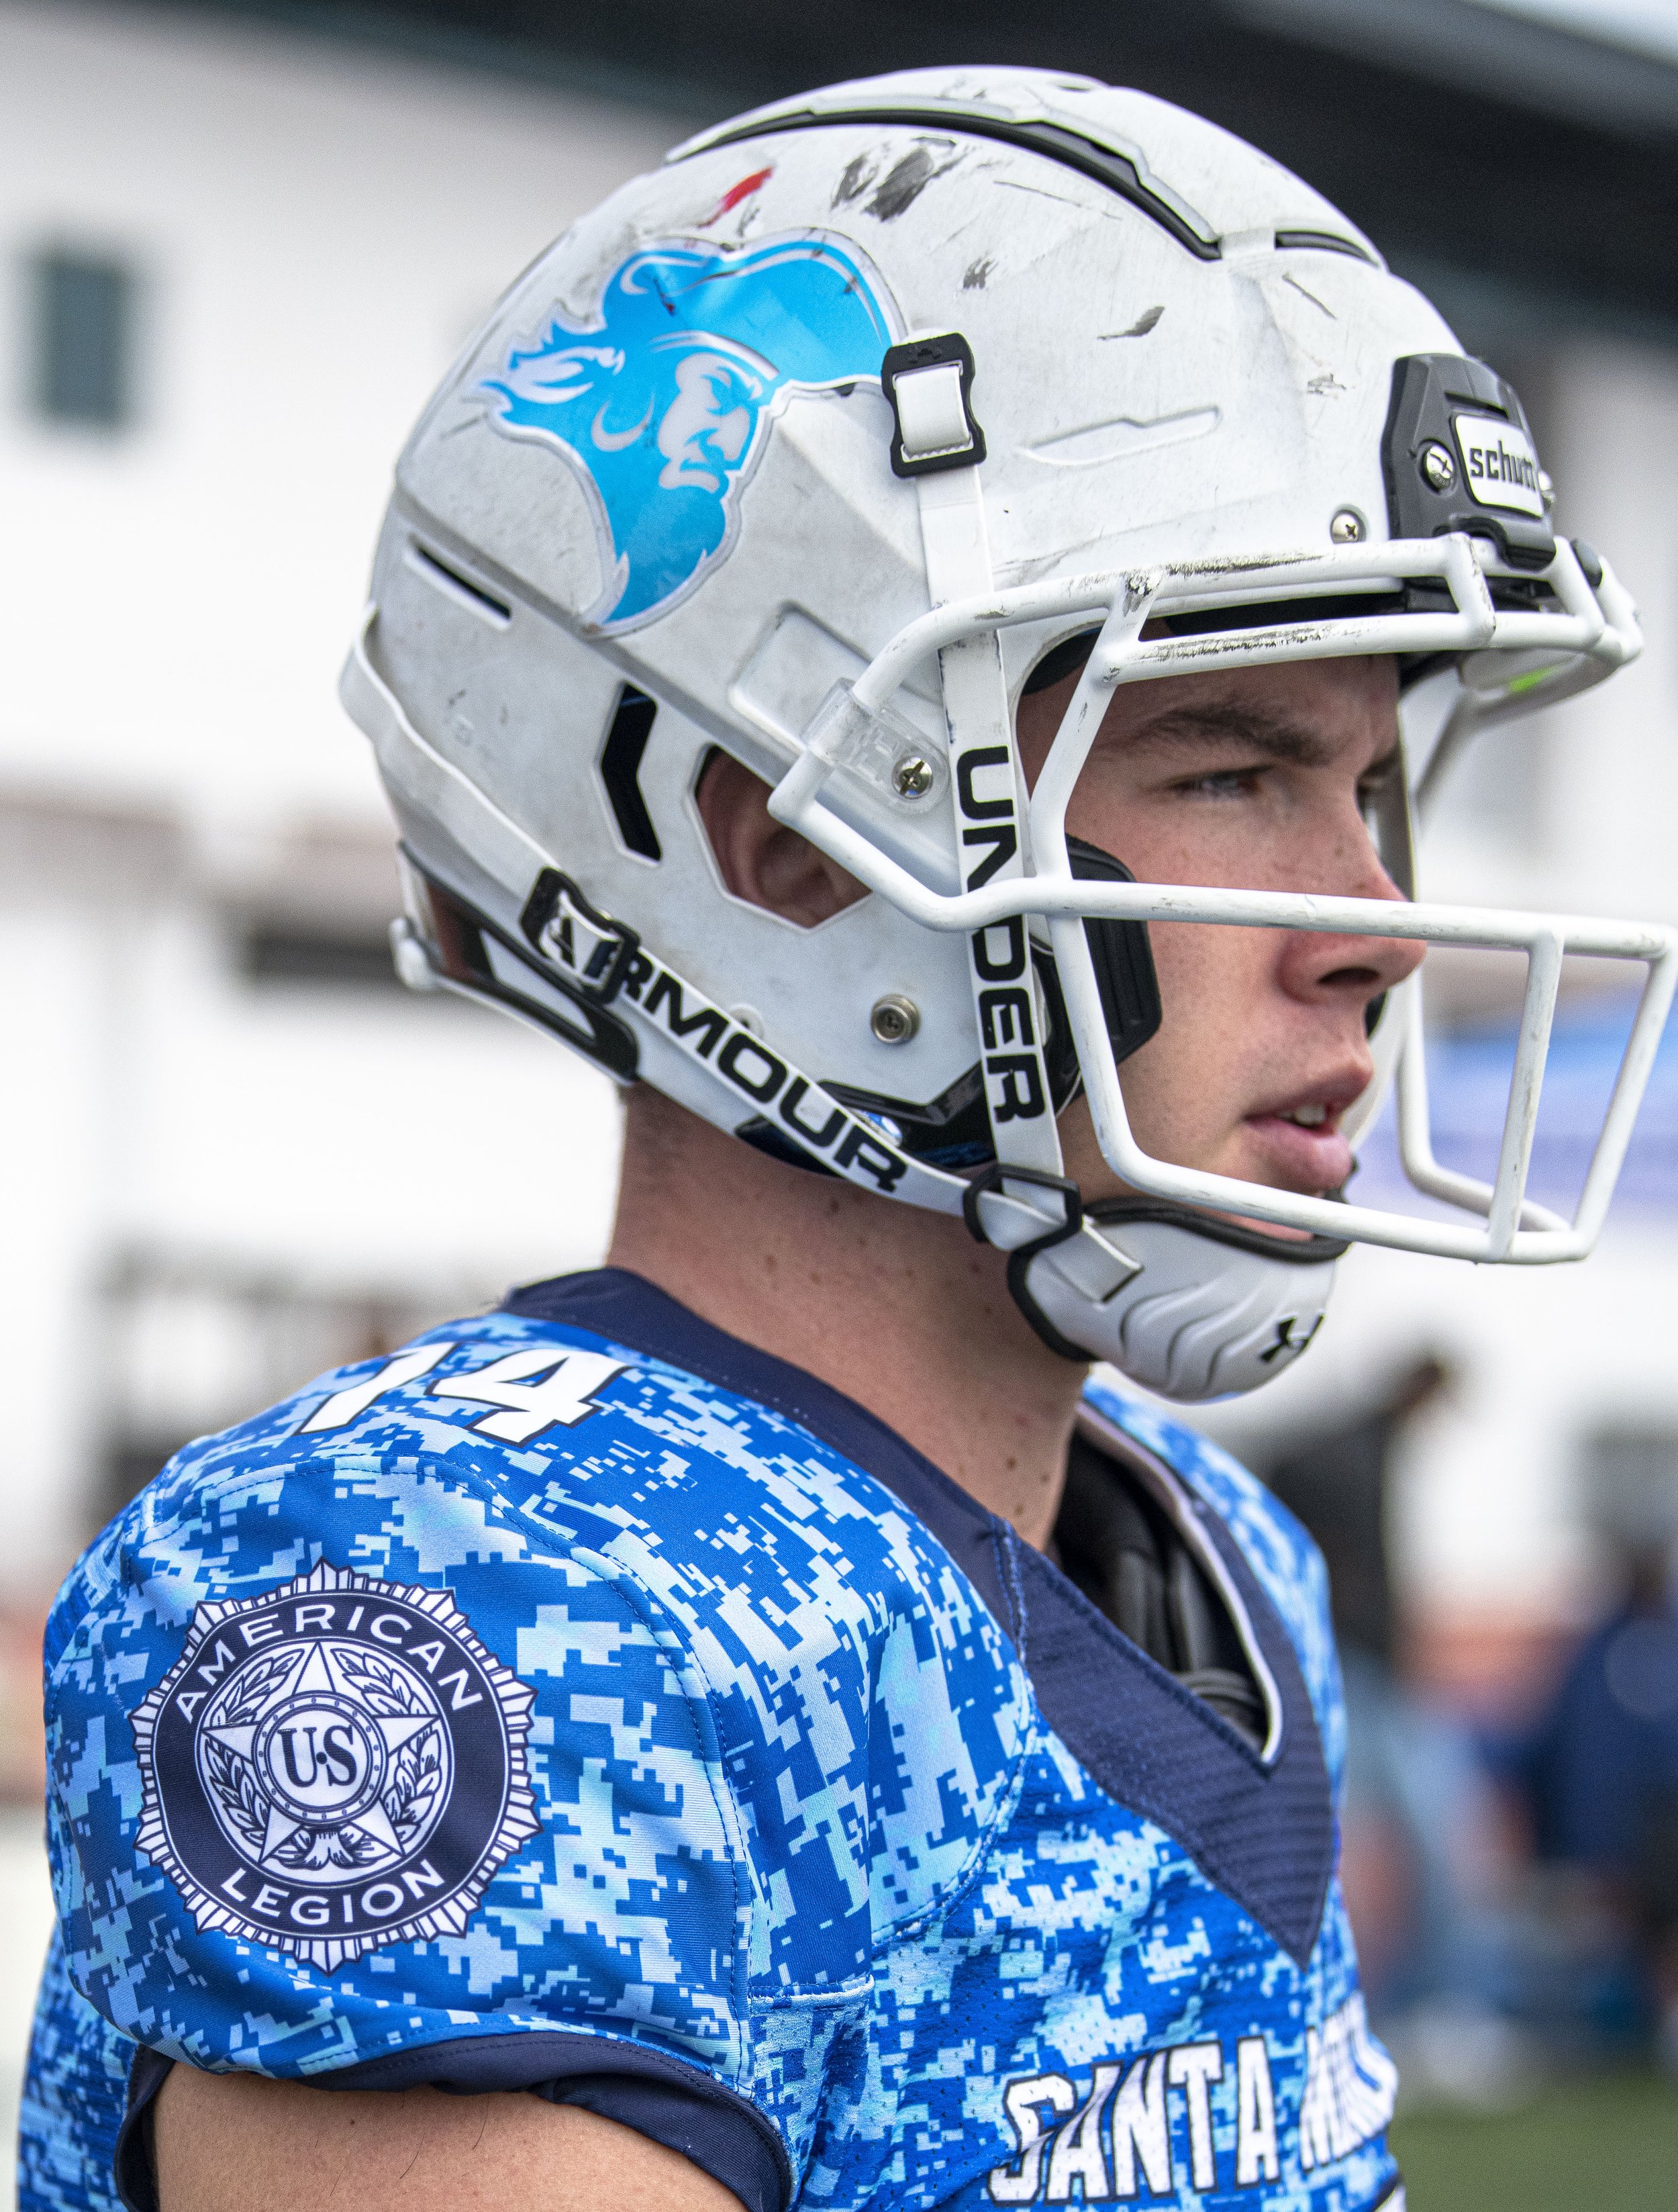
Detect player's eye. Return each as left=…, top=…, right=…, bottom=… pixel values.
left=1173, top=765, right=1265, bottom=800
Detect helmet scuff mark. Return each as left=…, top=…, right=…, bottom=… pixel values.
left=701, top=166, right=774, bottom=228
left=1283, top=273, right=1336, bottom=320
left=831, top=152, right=877, bottom=207
left=1100, top=305, right=1164, bottom=340
left=866, top=143, right=963, bottom=222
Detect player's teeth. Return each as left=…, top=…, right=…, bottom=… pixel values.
left=1290, top=1104, right=1328, bottom=1126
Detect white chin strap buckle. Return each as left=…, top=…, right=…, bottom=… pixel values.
left=962, top=1162, right=1084, bottom=1259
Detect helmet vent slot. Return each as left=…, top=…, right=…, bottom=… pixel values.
left=1274, top=230, right=1376, bottom=265
left=693, top=109, right=1220, bottom=260
left=403, top=542, right=511, bottom=628
left=599, top=685, right=662, bottom=861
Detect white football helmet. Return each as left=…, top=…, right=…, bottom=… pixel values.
left=342, top=66, right=1675, bottom=1400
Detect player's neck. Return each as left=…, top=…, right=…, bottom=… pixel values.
left=605, top=1087, right=1086, bottom=1548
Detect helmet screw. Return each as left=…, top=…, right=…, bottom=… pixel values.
left=870, top=994, right=920, bottom=1045
left=1330, top=508, right=1365, bottom=543
left=1538, top=468, right=1555, bottom=504
left=891, top=754, right=935, bottom=799
left=1420, top=441, right=1457, bottom=493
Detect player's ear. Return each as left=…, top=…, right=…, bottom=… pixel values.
left=695, top=749, right=867, bottom=928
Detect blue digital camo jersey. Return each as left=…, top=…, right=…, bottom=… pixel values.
left=22, top=1270, right=1401, bottom=2212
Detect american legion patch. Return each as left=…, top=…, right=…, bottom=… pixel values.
left=130, top=1559, right=538, bottom=1970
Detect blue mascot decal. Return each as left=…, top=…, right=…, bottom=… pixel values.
left=481, top=237, right=897, bottom=630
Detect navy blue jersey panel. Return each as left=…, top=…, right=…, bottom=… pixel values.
left=113, top=2050, right=160, bottom=2212
left=1009, top=1535, right=1333, bottom=1966
left=115, top=2042, right=789, bottom=2212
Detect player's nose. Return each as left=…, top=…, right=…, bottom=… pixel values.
left=1278, top=820, right=1424, bottom=1008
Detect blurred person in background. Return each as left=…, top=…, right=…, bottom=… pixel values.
left=19, top=61, right=1670, bottom=2212
left=1269, top=1355, right=1452, bottom=1684
left=1493, top=1461, right=1678, bottom=2071
left=1269, top=1357, right=1528, bottom=2099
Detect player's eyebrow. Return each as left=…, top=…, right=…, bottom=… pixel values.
left=1118, top=702, right=1341, bottom=766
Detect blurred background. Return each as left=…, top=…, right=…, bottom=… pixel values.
left=4, top=1, right=1678, bottom=2204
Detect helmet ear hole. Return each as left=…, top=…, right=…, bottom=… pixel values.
left=694, top=747, right=868, bottom=930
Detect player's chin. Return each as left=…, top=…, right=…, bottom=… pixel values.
left=1228, top=1113, right=1356, bottom=1198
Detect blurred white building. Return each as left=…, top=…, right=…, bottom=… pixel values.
left=2, top=0, right=1677, bottom=1679
left=0, top=0, right=678, bottom=1596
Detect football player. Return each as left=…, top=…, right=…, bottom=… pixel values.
left=23, top=65, right=1674, bottom=2212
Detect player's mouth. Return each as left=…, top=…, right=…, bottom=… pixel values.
left=1240, top=1075, right=1369, bottom=1194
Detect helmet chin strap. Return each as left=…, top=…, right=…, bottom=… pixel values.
left=889, top=334, right=1342, bottom=1402
left=886, top=340, right=1065, bottom=1191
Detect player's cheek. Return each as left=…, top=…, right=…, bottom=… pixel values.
left=1118, top=801, right=1287, bottom=896
left=1116, top=920, right=1266, bottom=1161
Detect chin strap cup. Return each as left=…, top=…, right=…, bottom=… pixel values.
left=963, top=1161, right=1342, bottom=1396
left=1023, top=1214, right=1339, bottom=1400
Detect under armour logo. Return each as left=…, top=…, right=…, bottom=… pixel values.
left=1258, top=1314, right=1324, bottom=1365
